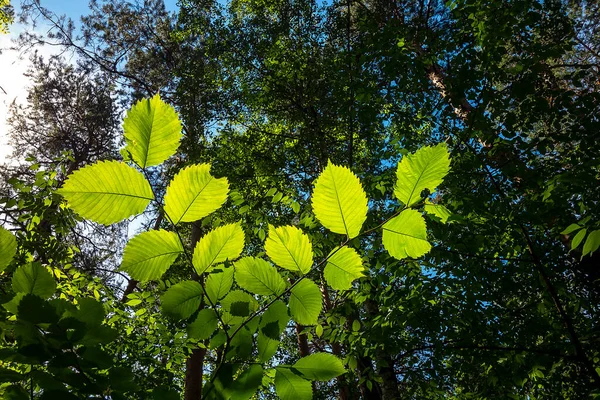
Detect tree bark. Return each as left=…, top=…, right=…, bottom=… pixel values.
left=184, top=348, right=207, bottom=400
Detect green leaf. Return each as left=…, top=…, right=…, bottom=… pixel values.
left=205, top=266, right=234, bottom=304
left=315, top=324, right=323, bottom=337
left=571, top=228, right=587, bottom=250
left=75, top=298, right=105, bottom=326
left=265, top=225, right=313, bottom=274
left=123, top=94, right=182, bottom=168
left=121, top=230, right=183, bottom=282
left=228, top=365, right=263, bottom=400
left=395, top=143, right=451, bottom=207
left=423, top=201, right=452, bottom=223
left=257, top=301, right=288, bottom=362
left=382, top=209, right=431, bottom=259
left=323, top=247, right=364, bottom=291
left=258, top=333, right=280, bottom=363
left=582, top=230, right=600, bottom=256
left=221, top=290, right=258, bottom=317
left=12, top=262, right=55, bottom=299
left=289, top=279, right=322, bottom=325
left=57, top=161, right=153, bottom=225
left=560, top=223, right=582, bottom=235
left=17, top=295, right=58, bottom=324
left=0, top=226, right=16, bottom=271
left=275, top=369, right=312, bottom=400
left=164, top=164, right=229, bottom=225
left=161, top=281, right=203, bottom=320
left=259, top=300, right=289, bottom=340
left=311, top=161, right=368, bottom=238
left=193, top=223, right=245, bottom=275
left=292, top=353, right=346, bottom=381
left=188, top=309, right=219, bottom=340
left=234, top=257, right=286, bottom=296
left=3, top=293, right=25, bottom=315
left=3, top=385, right=29, bottom=400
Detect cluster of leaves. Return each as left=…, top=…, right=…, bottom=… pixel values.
left=4, top=94, right=448, bottom=399
left=561, top=221, right=600, bottom=259
left=0, top=0, right=12, bottom=34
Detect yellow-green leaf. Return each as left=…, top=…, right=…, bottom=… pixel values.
left=289, top=279, right=322, bottom=325
left=582, top=230, right=600, bottom=257
left=423, top=201, right=452, bottom=223
left=121, top=230, right=183, bottom=282
left=292, top=353, right=346, bottom=381
left=323, top=247, right=364, bottom=291
left=0, top=226, right=16, bottom=271
left=382, top=209, right=431, bottom=260
left=12, top=262, right=55, bottom=299
left=161, top=281, right=203, bottom=320
left=234, top=257, right=286, bottom=296
left=275, top=369, right=312, bottom=400
left=311, top=161, right=368, bottom=238
left=205, top=266, right=234, bottom=304
left=193, top=223, right=245, bottom=275
left=57, top=161, right=153, bottom=225
left=265, top=225, right=313, bottom=274
left=571, top=228, right=587, bottom=250
left=395, top=143, right=450, bottom=207
left=188, top=309, right=219, bottom=340
left=164, top=164, right=229, bottom=225
left=123, top=94, right=182, bottom=168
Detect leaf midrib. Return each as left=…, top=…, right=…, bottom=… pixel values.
left=274, top=228, right=304, bottom=273
left=330, top=170, right=349, bottom=236
left=383, top=227, right=428, bottom=242
left=59, top=190, right=153, bottom=201
left=128, top=250, right=183, bottom=267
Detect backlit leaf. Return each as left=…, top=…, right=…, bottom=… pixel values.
left=275, top=369, right=312, bottom=400
left=228, top=364, right=263, bottom=400
left=161, top=281, right=203, bottom=320
left=382, top=209, right=431, bottom=259
left=395, top=143, right=450, bottom=207
left=560, top=223, right=582, bottom=235
left=205, top=266, right=234, bottom=304
left=188, top=309, right=219, bottom=340
left=121, top=230, right=183, bottom=282
left=235, top=257, right=286, bottom=296
left=123, top=94, right=182, bottom=168
left=57, top=161, right=153, bottom=225
left=259, top=300, right=289, bottom=340
left=193, top=223, right=244, bottom=275
left=323, top=247, right=364, bottom=291
left=265, top=225, right=313, bottom=274
left=312, top=161, right=368, bottom=238
left=292, top=353, right=346, bottom=381
left=0, top=227, right=16, bottom=271
left=289, top=279, right=322, bottom=325
left=257, top=301, right=288, bottom=362
left=571, top=228, right=587, bottom=250
left=221, top=290, right=258, bottom=318
left=12, top=263, right=55, bottom=299
left=582, top=230, right=600, bottom=256
left=423, top=201, right=452, bottom=223
left=164, top=164, right=229, bottom=225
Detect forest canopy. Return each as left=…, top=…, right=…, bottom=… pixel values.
left=0, top=0, right=599, bottom=399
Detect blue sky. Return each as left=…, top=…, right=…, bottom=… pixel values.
left=40, top=0, right=179, bottom=17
